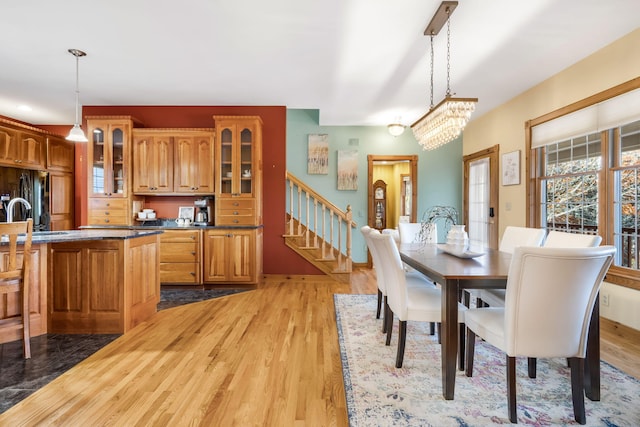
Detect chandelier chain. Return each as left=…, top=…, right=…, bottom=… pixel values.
left=429, top=35, right=435, bottom=110
left=446, top=9, right=451, bottom=97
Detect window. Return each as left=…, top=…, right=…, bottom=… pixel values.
left=529, top=81, right=640, bottom=290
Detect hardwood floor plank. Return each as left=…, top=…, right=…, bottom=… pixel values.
left=0, top=268, right=636, bottom=426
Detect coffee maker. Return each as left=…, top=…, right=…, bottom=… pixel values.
left=194, top=198, right=213, bottom=225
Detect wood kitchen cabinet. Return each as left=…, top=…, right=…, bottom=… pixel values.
left=49, top=172, right=74, bottom=230
left=174, top=131, right=215, bottom=194
left=86, top=116, right=140, bottom=225
left=0, top=123, right=45, bottom=169
left=160, top=229, right=201, bottom=284
left=203, top=228, right=262, bottom=284
left=213, top=116, right=262, bottom=226
left=46, top=136, right=75, bottom=173
left=132, top=129, right=214, bottom=195
left=132, top=130, right=174, bottom=194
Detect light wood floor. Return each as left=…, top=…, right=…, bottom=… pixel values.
left=0, top=269, right=637, bottom=426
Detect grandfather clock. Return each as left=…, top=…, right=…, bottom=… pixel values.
left=372, top=179, right=387, bottom=231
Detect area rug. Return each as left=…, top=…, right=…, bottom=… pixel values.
left=334, top=294, right=640, bottom=427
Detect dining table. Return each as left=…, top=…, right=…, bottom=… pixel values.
left=398, top=243, right=602, bottom=401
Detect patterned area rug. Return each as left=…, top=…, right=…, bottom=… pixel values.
left=334, top=294, right=640, bottom=427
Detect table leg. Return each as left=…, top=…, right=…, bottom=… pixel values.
left=584, top=294, right=600, bottom=401
left=441, top=278, right=458, bottom=400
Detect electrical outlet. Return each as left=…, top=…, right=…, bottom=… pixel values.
left=601, top=293, right=610, bottom=307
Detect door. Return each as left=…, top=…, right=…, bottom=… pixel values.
left=463, top=145, right=499, bottom=249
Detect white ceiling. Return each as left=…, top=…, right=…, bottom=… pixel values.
left=1, top=0, right=638, bottom=128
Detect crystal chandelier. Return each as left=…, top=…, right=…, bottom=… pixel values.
left=411, top=1, right=477, bottom=151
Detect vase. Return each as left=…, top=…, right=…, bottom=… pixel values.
left=446, top=224, right=469, bottom=250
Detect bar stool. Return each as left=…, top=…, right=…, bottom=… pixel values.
left=0, top=219, right=33, bottom=358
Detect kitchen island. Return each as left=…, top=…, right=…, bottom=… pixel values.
left=0, top=229, right=162, bottom=344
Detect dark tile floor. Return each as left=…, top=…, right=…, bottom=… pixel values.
left=0, top=288, right=249, bottom=414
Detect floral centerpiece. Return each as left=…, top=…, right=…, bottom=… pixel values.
left=417, top=206, right=459, bottom=244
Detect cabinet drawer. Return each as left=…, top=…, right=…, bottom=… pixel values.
left=160, top=242, right=198, bottom=262
left=88, top=213, right=129, bottom=225
left=160, top=230, right=200, bottom=243
left=218, top=208, right=254, bottom=218
left=215, top=215, right=257, bottom=226
left=89, top=198, right=128, bottom=210
left=217, top=199, right=255, bottom=210
left=160, top=263, right=199, bottom=283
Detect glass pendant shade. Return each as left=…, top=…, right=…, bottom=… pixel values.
left=411, top=96, right=477, bottom=150
left=66, top=123, right=88, bottom=142
left=387, top=123, right=406, bottom=137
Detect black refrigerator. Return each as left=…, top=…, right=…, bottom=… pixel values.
left=0, top=167, right=50, bottom=231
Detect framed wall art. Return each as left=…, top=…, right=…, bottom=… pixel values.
left=337, top=150, right=358, bottom=190
left=307, top=134, right=329, bottom=174
left=502, top=150, right=520, bottom=186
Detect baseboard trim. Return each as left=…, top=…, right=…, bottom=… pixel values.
left=261, top=274, right=336, bottom=282
left=601, top=316, right=640, bottom=341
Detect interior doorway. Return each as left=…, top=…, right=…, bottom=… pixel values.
left=367, top=154, right=418, bottom=231
left=463, top=145, right=499, bottom=249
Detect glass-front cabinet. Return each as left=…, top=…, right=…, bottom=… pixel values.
left=86, top=117, right=131, bottom=198
left=214, top=116, right=263, bottom=227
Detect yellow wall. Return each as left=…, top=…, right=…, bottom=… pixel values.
left=463, top=28, right=640, bottom=330
left=372, top=162, right=410, bottom=230
left=464, top=28, right=640, bottom=235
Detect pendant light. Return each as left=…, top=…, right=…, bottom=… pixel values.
left=66, top=49, right=88, bottom=142
left=411, top=1, right=477, bottom=150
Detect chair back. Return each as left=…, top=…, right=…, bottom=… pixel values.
left=544, top=230, right=602, bottom=248
left=504, top=245, right=615, bottom=358
left=499, top=226, right=545, bottom=254
left=0, top=219, right=33, bottom=288
left=362, top=226, right=386, bottom=293
left=382, top=228, right=400, bottom=244
left=398, top=222, right=435, bottom=244
left=369, top=231, right=409, bottom=318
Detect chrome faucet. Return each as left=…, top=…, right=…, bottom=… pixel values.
left=6, top=197, right=31, bottom=223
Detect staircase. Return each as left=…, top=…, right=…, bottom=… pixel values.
left=284, top=172, right=356, bottom=283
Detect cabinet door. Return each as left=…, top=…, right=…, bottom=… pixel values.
left=0, top=127, right=18, bottom=164
left=132, top=134, right=173, bottom=193
left=17, top=131, right=45, bottom=169
left=227, top=230, right=255, bottom=282
left=174, top=134, right=214, bottom=194
left=47, top=136, right=75, bottom=172
left=49, top=172, right=74, bottom=230
left=87, top=119, right=131, bottom=198
left=203, top=231, right=229, bottom=282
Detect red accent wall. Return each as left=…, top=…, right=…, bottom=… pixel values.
left=67, top=105, right=321, bottom=275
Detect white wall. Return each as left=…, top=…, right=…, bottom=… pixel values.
left=462, top=28, right=640, bottom=330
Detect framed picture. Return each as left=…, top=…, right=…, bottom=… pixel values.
left=178, top=206, right=195, bottom=221
left=307, top=134, right=329, bottom=174
left=502, top=150, right=520, bottom=186
left=337, top=150, right=358, bottom=190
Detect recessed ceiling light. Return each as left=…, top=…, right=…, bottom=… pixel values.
left=17, top=105, right=32, bottom=112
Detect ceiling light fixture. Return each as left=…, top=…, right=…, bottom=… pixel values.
left=66, top=48, right=88, bottom=143
left=387, top=122, right=406, bottom=137
left=411, top=1, right=477, bottom=151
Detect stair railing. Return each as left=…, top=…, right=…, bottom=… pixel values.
left=285, top=171, right=355, bottom=272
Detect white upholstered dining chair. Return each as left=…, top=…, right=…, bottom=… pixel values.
left=362, top=226, right=433, bottom=327
left=476, top=226, right=546, bottom=308
left=464, top=245, right=615, bottom=424
left=544, top=230, right=602, bottom=248
left=370, top=231, right=467, bottom=368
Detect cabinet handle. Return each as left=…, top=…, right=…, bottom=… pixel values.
left=104, top=212, right=110, bottom=215
left=233, top=220, right=239, bottom=223
left=233, top=211, right=239, bottom=215
left=190, top=272, right=196, bottom=276
left=233, top=202, right=239, bottom=206
left=226, top=234, right=233, bottom=237
left=191, top=251, right=196, bottom=255
left=104, top=219, right=110, bottom=223
left=191, top=235, right=196, bottom=240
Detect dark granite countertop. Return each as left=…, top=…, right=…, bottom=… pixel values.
left=23, top=229, right=164, bottom=244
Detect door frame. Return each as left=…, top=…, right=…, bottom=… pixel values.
left=463, top=145, right=499, bottom=249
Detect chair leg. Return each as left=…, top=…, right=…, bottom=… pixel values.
left=382, top=296, right=388, bottom=333
left=385, top=306, right=393, bottom=346
left=437, top=323, right=441, bottom=344
left=507, top=356, right=517, bottom=423
left=465, top=328, right=476, bottom=377
left=396, top=320, right=407, bottom=368
left=570, top=357, right=587, bottom=425
left=376, top=289, right=382, bottom=319
left=22, top=287, right=31, bottom=359
left=458, top=323, right=465, bottom=371
left=527, top=357, right=537, bottom=378
left=429, top=322, right=435, bottom=335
